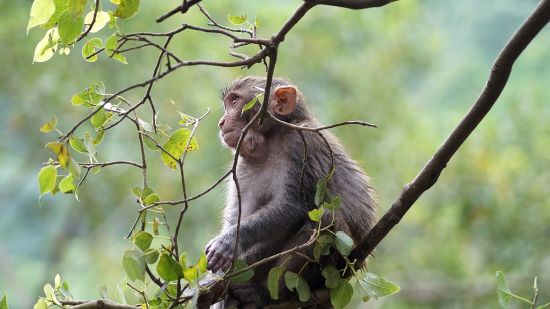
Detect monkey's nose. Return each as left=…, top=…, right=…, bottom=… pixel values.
left=218, top=118, right=225, bottom=128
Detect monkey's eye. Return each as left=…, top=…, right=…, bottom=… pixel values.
left=232, top=98, right=238, bottom=106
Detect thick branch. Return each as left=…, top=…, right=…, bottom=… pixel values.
left=62, top=299, right=138, bottom=309
left=351, top=0, right=550, bottom=262
left=306, top=0, right=397, bottom=9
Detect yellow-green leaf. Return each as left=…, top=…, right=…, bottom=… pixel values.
left=40, top=115, right=57, bottom=133
left=33, top=28, right=59, bottom=63
left=33, top=299, right=48, bottom=309
left=227, top=14, right=247, bottom=25
left=105, top=34, right=127, bottom=64
left=46, top=142, right=69, bottom=168
left=69, top=137, right=88, bottom=153
left=197, top=253, right=207, bottom=273
left=59, top=174, right=76, bottom=193
left=27, top=0, right=56, bottom=34
left=160, top=128, right=199, bottom=169
left=41, top=0, right=68, bottom=30
left=84, top=11, right=110, bottom=33
left=114, top=0, right=140, bottom=19
left=1, top=292, right=8, bottom=309
left=82, top=38, right=103, bottom=62
left=38, top=165, right=57, bottom=196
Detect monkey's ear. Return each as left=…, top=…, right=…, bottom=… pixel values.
left=270, top=86, right=297, bottom=115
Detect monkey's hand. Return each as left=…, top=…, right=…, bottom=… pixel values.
left=205, top=231, right=235, bottom=273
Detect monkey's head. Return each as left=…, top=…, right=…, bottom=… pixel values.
left=218, top=76, right=310, bottom=159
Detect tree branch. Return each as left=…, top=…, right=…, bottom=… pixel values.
left=306, top=0, right=397, bottom=10
left=351, top=0, right=550, bottom=262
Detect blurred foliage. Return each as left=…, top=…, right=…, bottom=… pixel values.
left=0, top=0, right=548, bottom=308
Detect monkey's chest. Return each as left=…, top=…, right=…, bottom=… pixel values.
left=236, top=163, right=287, bottom=218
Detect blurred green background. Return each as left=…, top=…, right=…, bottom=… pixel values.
left=1, top=0, right=549, bottom=308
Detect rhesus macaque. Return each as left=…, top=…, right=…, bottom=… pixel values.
left=205, top=76, right=377, bottom=308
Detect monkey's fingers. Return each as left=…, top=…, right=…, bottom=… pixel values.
left=207, top=251, right=219, bottom=270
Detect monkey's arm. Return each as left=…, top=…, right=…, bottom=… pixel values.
left=206, top=199, right=308, bottom=272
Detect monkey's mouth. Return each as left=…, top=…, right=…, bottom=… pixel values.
left=220, top=130, right=237, bottom=148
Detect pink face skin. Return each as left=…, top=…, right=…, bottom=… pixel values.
left=218, top=85, right=296, bottom=160
left=218, top=90, right=265, bottom=159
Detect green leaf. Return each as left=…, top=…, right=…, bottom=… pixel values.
left=362, top=272, right=400, bottom=298
left=27, top=0, right=56, bottom=33
left=267, top=267, right=283, bottom=300
left=84, top=11, right=110, bottom=33
left=93, top=127, right=105, bottom=145
left=134, top=231, right=153, bottom=251
left=227, top=14, right=247, bottom=25
left=122, top=248, right=145, bottom=281
left=46, top=142, right=70, bottom=168
left=334, top=231, right=354, bottom=256
left=183, top=265, right=198, bottom=282
left=157, top=253, right=183, bottom=281
left=313, top=233, right=335, bottom=261
left=72, top=82, right=104, bottom=107
left=0, top=292, right=8, bottom=309
left=161, top=128, right=199, bottom=169
left=33, top=299, right=48, bottom=309
left=144, top=248, right=159, bottom=264
left=82, top=38, right=103, bottom=62
left=91, top=108, right=111, bottom=128
left=496, top=271, right=512, bottom=308
left=38, top=165, right=57, bottom=195
left=285, top=271, right=298, bottom=291
left=241, top=93, right=262, bottom=115
left=284, top=271, right=310, bottom=302
left=324, top=195, right=341, bottom=211
left=197, top=253, right=207, bottom=273
left=322, top=265, right=340, bottom=289
left=69, top=137, right=88, bottom=153
left=143, top=193, right=160, bottom=206
left=105, top=34, right=127, bottom=64
left=59, top=174, right=76, bottom=193
left=296, top=275, right=311, bottom=302
left=308, top=207, right=324, bottom=222
left=115, top=0, right=140, bottom=19
left=42, top=0, right=69, bottom=29
left=314, top=178, right=328, bottom=205
left=230, top=260, right=254, bottom=283
left=40, top=115, right=57, bottom=133
left=330, top=279, right=353, bottom=309
left=58, top=10, right=84, bottom=44
left=178, top=113, right=196, bottom=126
left=33, top=28, right=59, bottom=63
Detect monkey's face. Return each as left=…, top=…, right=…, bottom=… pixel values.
left=219, top=78, right=298, bottom=158
left=218, top=89, right=256, bottom=150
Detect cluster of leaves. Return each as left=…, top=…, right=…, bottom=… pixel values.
left=265, top=177, right=400, bottom=309
left=33, top=274, right=73, bottom=309
left=496, top=271, right=550, bottom=309
left=28, top=0, right=136, bottom=63
left=227, top=14, right=261, bottom=31
left=37, top=81, right=198, bottom=201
